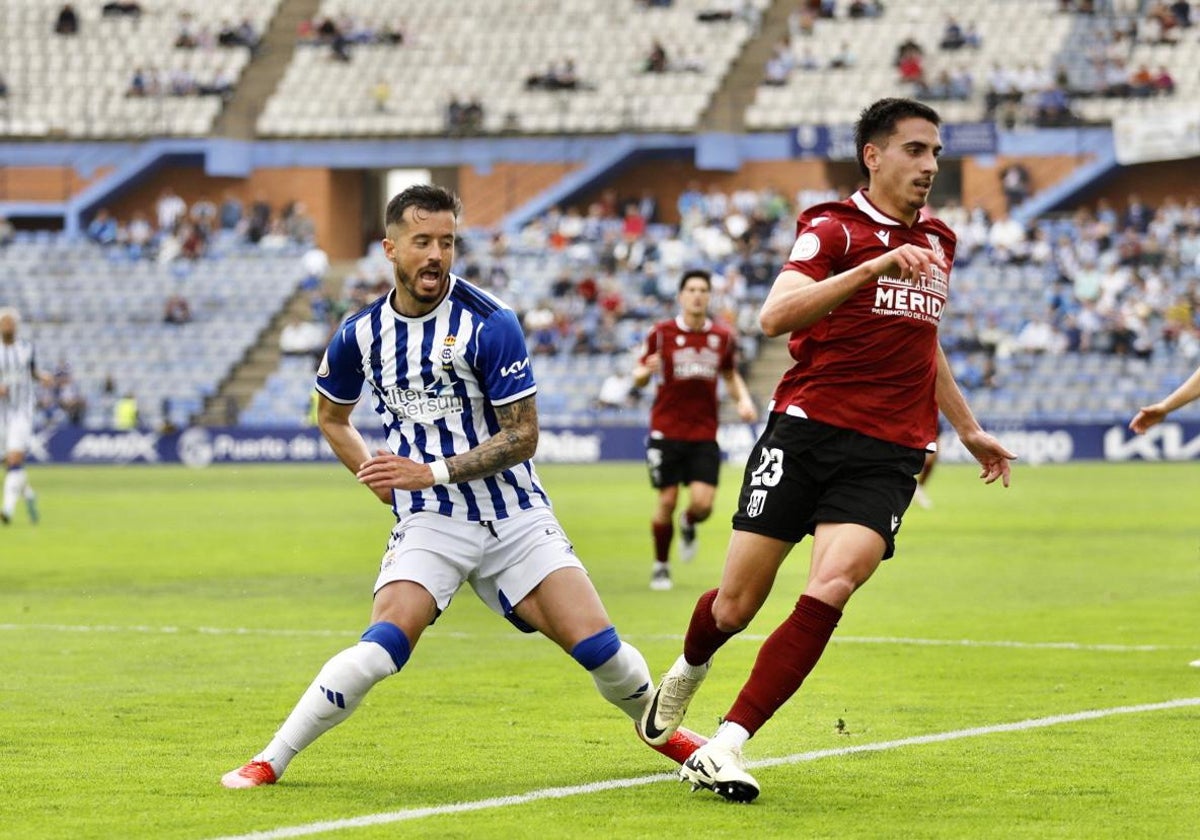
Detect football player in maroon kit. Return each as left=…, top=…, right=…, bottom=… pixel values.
left=638, top=98, right=1016, bottom=802
left=632, top=269, right=757, bottom=591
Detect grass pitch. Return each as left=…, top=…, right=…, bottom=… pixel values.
left=1, top=461, right=1197, bottom=839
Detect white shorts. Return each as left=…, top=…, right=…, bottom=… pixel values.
left=374, top=508, right=586, bottom=627
left=0, top=412, right=32, bottom=455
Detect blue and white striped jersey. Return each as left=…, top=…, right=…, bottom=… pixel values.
left=0, top=338, right=37, bottom=422
left=315, top=274, right=549, bottom=522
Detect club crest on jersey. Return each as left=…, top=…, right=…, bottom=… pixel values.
left=440, top=335, right=456, bottom=370
left=707, top=334, right=721, bottom=349
left=746, top=489, right=767, bottom=518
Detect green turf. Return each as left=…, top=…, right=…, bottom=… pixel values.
left=1, top=461, right=1197, bottom=839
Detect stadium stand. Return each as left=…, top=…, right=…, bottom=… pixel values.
left=4, top=0, right=1200, bottom=437
left=257, top=0, right=769, bottom=137
left=0, top=232, right=306, bottom=430
left=0, top=0, right=278, bottom=138
left=746, top=0, right=1200, bottom=129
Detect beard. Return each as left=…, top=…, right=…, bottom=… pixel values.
left=396, top=264, right=447, bottom=305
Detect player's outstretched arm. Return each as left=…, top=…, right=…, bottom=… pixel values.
left=722, top=368, right=757, bottom=422
left=933, top=345, right=1015, bottom=487
left=1129, top=364, right=1200, bottom=434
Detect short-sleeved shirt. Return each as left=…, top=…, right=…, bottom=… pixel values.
left=640, top=316, right=738, bottom=442
left=0, top=337, right=38, bottom=424
left=315, top=275, right=550, bottom=522
left=772, top=189, right=956, bottom=451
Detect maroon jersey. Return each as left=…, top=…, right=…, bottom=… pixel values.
left=771, top=189, right=955, bottom=450
left=641, top=316, right=738, bottom=442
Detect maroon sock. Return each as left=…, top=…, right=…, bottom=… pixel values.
left=652, top=521, right=673, bottom=564
left=723, top=594, right=842, bottom=736
left=683, top=588, right=738, bottom=666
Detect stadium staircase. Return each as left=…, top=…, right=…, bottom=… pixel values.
left=212, top=0, right=323, bottom=139
left=196, top=258, right=356, bottom=425
left=699, top=0, right=794, bottom=133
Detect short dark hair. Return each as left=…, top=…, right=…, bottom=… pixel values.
left=385, top=184, right=462, bottom=228
left=854, top=98, right=941, bottom=179
left=679, top=268, right=712, bottom=292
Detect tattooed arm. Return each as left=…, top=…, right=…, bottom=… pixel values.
left=445, top=395, right=539, bottom=483
left=355, top=395, right=539, bottom=493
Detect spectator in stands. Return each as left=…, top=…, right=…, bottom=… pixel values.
left=895, top=36, right=924, bottom=66
left=763, top=41, right=795, bottom=84
left=86, top=208, right=120, bottom=246
left=1130, top=63, right=1156, bottom=97
left=127, top=66, right=151, bottom=97
left=1034, top=83, right=1076, bottom=126
left=829, top=42, right=856, bottom=69
left=103, top=1, right=142, bottom=16
left=331, top=27, right=352, bottom=62
left=54, top=4, right=79, bottom=36
left=156, top=188, right=187, bottom=234
left=246, top=194, right=272, bottom=243
left=1154, top=65, right=1177, bottom=95
left=897, top=49, right=925, bottom=85
left=594, top=366, right=638, bottom=411
left=175, top=11, right=200, bottom=48
left=51, top=364, right=87, bottom=426
left=462, top=96, right=484, bottom=132
left=1143, top=2, right=1181, bottom=44
left=1123, top=193, right=1154, bottom=235
left=793, top=46, right=820, bottom=72
left=280, top=318, right=327, bottom=359
left=113, top=392, right=140, bottom=430
left=939, top=16, right=966, bottom=50
left=645, top=40, right=669, bottom=73
left=0, top=215, right=13, bottom=248
left=371, top=79, right=391, bottom=113
left=847, top=0, right=882, bottom=17
left=219, top=192, right=243, bottom=232
left=1000, top=162, right=1032, bottom=211
left=125, top=211, right=154, bottom=259
left=1169, top=0, right=1191, bottom=27
left=163, top=293, right=192, bottom=325
left=988, top=210, right=1030, bottom=263
left=283, top=201, right=316, bottom=244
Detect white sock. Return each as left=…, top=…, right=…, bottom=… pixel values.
left=712, top=719, right=750, bottom=750
left=2, top=469, right=25, bottom=517
left=588, top=641, right=653, bottom=721
left=263, top=641, right=398, bottom=778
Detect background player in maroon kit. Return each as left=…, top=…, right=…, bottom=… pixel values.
left=639, top=99, right=1016, bottom=801
left=632, top=270, right=757, bottom=591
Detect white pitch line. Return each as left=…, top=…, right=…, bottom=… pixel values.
left=0, top=623, right=1189, bottom=653
left=205, top=697, right=1200, bottom=840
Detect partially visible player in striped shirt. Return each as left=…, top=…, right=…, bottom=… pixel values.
left=0, top=308, right=52, bottom=526
left=222, top=184, right=702, bottom=789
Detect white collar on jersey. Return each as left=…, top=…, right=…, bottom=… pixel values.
left=674, top=314, right=712, bottom=333
left=850, top=189, right=903, bottom=226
